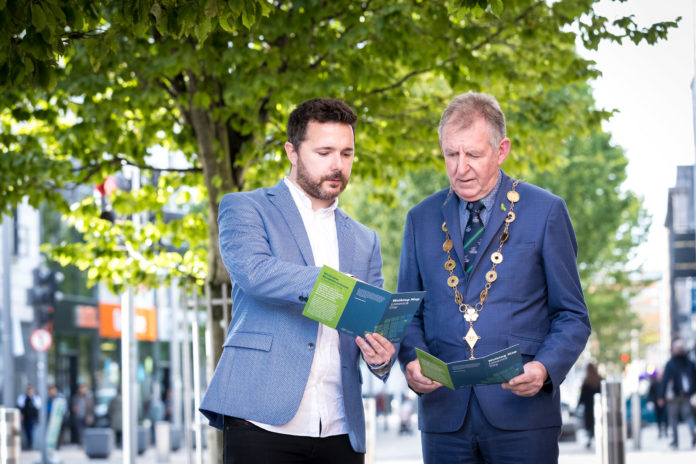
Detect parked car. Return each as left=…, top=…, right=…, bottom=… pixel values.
left=93, top=386, right=117, bottom=428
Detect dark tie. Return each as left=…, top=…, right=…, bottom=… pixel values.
left=462, top=201, right=485, bottom=273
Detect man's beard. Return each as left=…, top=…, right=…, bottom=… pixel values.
left=295, top=158, right=349, bottom=202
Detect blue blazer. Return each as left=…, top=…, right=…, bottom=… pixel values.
left=200, top=180, right=384, bottom=453
left=398, top=171, right=590, bottom=433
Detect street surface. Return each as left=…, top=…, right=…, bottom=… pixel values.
left=18, top=415, right=696, bottom=463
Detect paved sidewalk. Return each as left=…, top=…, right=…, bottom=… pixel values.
left=374, top=416, right=696, bottom=464
left=18, top=419, right=696, bottom=463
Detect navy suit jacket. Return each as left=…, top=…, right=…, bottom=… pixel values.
left=398, top=171, right=590, bottom=432
left=200, top=180, right=385, bottom=453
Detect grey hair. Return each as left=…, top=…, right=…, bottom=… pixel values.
left=437, top=92, right=506, bottom=148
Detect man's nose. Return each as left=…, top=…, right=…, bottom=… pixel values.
left=330, top=152, right=343, bottom=169
left=457, top=150, right=469, bottom=172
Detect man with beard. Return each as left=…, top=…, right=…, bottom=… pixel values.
left=201, top=98, right=395, bottom=464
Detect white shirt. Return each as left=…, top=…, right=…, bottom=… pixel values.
left=251, top=178, right=347, bottom=437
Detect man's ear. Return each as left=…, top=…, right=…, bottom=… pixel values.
left=497, top=138, right=511, bottom=166
left=285, top=141, right=298, bottom=167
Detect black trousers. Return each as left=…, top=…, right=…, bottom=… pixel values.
left=223, top=416, right=364, bottom=464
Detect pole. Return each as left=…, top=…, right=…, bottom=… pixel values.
left=170, top=281, right=182, bottom=430
left=36, top=350, right=48, bottom=464
left=191, top=288, right=203, bottom=464
left=630, top=392, right=641, bottom=450
left=2, top=216, right=14, bottom=407
left=181, top=285, right=193, bottom=464
left=121, top=166, right=141, bottom=464
left=600, top=380, right=625, bottom=464
left=203, top=285, right=217, bottom=462
left=121, top=287, right=137, bottom=464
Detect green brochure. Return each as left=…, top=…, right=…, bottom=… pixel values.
left=415, top=345, right=523, bottom=390
left=302, top=266, right=425, bottom=342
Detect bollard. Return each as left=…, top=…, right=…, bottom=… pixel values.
left=630, top=392, right=641, bottom=450
left=363, top=397, right=376, bottom=464
left=600, top=381, right=625, bottom=464
left=0, top=408, right=21, bottom=464
left=83, top=428, right=114, bottom=459
left=155, top=421, right=170, bottom=462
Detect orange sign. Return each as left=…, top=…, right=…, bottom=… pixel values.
left=75, top=305, right=99, bottom=329
left=99, top=302, right=158, bottom=341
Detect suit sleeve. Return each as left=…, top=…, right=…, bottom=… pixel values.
left=218, top=193, right=320, bottom=305
left=534, top=198, right=591, bottom=390
left=396, top=210, right=427, bottom=367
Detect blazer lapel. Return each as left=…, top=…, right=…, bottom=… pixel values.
left=266, top=181, right=315, bottom=266
left=335, top=209, right=355, bottom=273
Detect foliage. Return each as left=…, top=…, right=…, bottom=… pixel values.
left=527, top=129, right=650, bottom=372
left=1, top=0, right=678, bottom=294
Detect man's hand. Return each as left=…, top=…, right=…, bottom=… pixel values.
left=356, top=333, right=395, bottom=366
left=405, top=359, right=442, bottom=394
left=501, top=361, right=547, bottom=397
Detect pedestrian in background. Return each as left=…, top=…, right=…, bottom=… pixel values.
left=146, top=385, right=165, bottom=444
left=17, top=385, right=41, bottom=450
left=658, top=338, right=696, bottom=449
left=200, top=97, right=395, bottom=463
left=646, top=370, right=667, bottom=438
left=71, top=383, right=95, bottom=446
left=578, top=362, right=602, bottom=448
left=107, top=387, right=123, bottom=447
left=397, top=92, right=590, bottom=463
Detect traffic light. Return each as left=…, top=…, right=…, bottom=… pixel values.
left=27, top=267, right=63, bottom=328
left=96, top=176, right=117, bottom=222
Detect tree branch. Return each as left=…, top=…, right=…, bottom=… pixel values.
left=367, top=3, right=542, bottom=96
left=114, top=155, right=203, bottom=173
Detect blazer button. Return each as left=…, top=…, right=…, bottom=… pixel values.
left=307, top=343, right=315, bottom=350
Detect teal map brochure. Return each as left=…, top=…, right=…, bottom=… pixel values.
left=415, top=345, right=523, bottom=390
left=302, top=266, right=425, bottom=342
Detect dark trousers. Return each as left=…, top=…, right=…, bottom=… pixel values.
left=422, top=393, right=561, bottom=464
left=222, top=416, right=363, bottom=464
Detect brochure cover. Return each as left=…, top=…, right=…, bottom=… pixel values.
left=415, top=345, right=523, bottom=389
left=302, top=265, right=425, bottom=342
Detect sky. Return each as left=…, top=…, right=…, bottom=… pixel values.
left=582, top=0, right=695, bottom=274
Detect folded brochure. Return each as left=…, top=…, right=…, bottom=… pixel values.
left=302, top=265, right=425, bottom=342
left=416, top=345, right=523, bottom=389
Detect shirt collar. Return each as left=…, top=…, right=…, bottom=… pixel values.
left=284, top=177, right=338, bottom=216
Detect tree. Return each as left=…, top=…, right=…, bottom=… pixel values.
left=0, top=1, right=677, bottom=453
left=527, top=130, right=650, bottom=371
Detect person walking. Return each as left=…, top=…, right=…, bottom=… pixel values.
left=647, top=370, right=667, bottom=438
left=17, top=385, right=41, bottom=450
left=578, top=363, right=602, bottom=448
left=107, top=387, right=123, bottom=447
left=71, top=383, right=95, bottom=446
left=658, top=338, right=696, bottom=449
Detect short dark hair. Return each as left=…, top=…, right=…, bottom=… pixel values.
left=287, top=98, right=357, bottom=149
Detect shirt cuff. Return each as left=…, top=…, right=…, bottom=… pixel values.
left=368, top=360, right=391, bottom=376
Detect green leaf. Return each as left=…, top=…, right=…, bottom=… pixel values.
left=31, top=3, right=47, bottom=31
